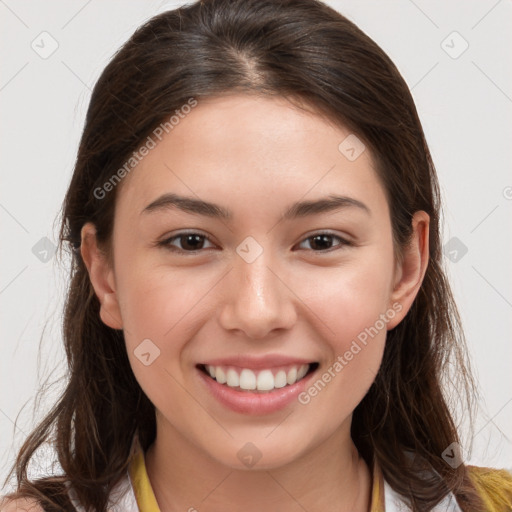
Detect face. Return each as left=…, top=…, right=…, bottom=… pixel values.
left=82, top=93, right=428, bottom=470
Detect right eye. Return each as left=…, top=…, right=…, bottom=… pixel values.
left=157, top=231, right=217, bottom=253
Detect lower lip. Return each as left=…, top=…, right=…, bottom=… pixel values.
left=197, top=366, right=316, bottom=415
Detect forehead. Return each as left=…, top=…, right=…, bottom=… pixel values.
left=115, top=93, right=386, bottom=219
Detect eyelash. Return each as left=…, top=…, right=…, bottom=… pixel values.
left=156, top=231, right=353, bottom=254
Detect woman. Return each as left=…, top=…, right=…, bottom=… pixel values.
left=2, top=0, right=511, bottom=510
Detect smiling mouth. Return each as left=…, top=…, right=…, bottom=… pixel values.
left=197, top=362, right=319, bottom=393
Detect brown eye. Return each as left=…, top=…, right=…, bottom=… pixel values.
left=297, top=233, right=351, bottom=252
left=158, top=232, right=215, bottom=253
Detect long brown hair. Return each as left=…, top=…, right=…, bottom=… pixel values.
left=2, top=0, right=483, bottom=510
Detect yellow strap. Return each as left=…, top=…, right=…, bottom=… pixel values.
left=128, top=448, right=161, bottom=512
left=370, top=458, right=386, bottom=511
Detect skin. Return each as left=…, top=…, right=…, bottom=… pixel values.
left=80, top=93, right=429, bottom=512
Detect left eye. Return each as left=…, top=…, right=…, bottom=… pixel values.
left=158, top=231, right=350, bottom=254
left=296, top=233, right=349, bottom=252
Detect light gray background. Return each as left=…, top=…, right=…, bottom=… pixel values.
left=1, top=0, right=511, bottom=490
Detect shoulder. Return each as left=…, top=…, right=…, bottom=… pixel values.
left=0, top=497, right=45, bottom=512
left=466, top=465, right=512, bottom=511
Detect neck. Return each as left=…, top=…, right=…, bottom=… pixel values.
left=144, top=418, right=372, bottom=512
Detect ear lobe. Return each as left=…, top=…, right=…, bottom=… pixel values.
left=80, top=222, right=123, bottom=330
left=386, top=211, right=430, bottom=330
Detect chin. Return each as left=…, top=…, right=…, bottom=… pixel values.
left=203, top=434, right=314, bottom=472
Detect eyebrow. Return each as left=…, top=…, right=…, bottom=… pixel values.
left=141, top=193, right=371, bottom=220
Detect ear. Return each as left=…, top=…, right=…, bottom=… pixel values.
left=80, top=222, right=123, bottom=330
left=386, top=211, right=430, bottom=330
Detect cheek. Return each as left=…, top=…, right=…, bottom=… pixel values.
left=295, top=266, right=392, bottom=421
left=118, top=267, right=207, bottom=420
left=297, top=256, right=395, bottom=346
left=114, top=258, right=202, bottom=383
left=292, top=255, right=394, bottom=406
left=118, top=262, right=206, bottom=341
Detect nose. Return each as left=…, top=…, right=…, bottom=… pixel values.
left=218, top=252, right=297, bottom=340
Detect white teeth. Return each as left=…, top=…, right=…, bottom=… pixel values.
left=239, top=369, right=257, bottom=390
left=216, top=367, right=226, bottom=384
left=286, top=367, right=297, bottom=385
left=256, top=370, right=274, bottom=391
left=226, top=368, right=239, bottom=387
left=297, top=364, right=308, bottom=380
left=204, top=364, right=311, bottom=392
left=274, top=370, right=288, bottom=388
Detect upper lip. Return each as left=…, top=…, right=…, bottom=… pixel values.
left=198, top=354, right=317, bottom=370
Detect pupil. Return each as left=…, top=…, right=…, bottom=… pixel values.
left=183, top=234, right=203, bottom=250
left=312, top=235, right=331, bottom=250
